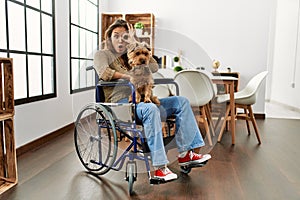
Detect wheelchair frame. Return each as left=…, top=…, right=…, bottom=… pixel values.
left=74, top=66, right=179, bottom=195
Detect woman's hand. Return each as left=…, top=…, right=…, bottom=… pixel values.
left=121, top=73, right=131, bottom=80
left=122, top=23, right=136, bottom=44
left=113, top=71, right=131, bottom=80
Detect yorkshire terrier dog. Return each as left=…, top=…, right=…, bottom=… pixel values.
left=127, top=42, right=160, bottom=106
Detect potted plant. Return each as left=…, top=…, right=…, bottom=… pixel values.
left=173, top=56, right=184, bottom=71
left=174, top=65, right=184, bottom=72
left=134, top=22, right=144, bottom=37
left=173, top=56, right=180, bottom=63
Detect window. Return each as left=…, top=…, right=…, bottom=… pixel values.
left=0, top=0, right=56, bottom=105
left=70, top=0, right=99, bottom=93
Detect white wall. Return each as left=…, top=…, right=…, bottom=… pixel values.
left=270, top=0, right=300, bottom=108
left=14, top=0, right=278, bottom=148
left=14, top=0, right=94, bottom=148
left=104, top=0, right=274, bottom=112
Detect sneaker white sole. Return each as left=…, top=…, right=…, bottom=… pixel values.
left=178, top=154, right=212, bottom=166
left=154, top=173, right=178, bottom=181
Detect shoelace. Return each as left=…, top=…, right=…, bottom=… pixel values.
left=160, top=167, right=171, bottom=174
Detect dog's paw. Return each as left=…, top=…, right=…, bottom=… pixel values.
left=152, top=96, right=160, bottom=106
left=144, top=98, right=152, bottom=103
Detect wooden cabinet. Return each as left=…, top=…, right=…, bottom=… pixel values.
left=101, top=13, right=155, bottom=53
left=0, top=58, right=17, bottom=194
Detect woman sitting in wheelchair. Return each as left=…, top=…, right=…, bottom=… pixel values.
left=94, top=19, right=211, bottom=182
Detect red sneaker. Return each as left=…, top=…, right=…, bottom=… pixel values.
left=154, top=167, right=178, bottom=181
left=178, top=151, right=211, bottom=166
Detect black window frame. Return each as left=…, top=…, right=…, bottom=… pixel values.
left=0, top=0, right=57, bottom=105
left=69, top=0, right=99, bottom=94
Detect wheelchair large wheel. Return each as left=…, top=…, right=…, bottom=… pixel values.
left=74, top=103, right=118, bottom=175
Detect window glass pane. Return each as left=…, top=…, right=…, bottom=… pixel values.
left=43, top=56, right=54, bottom=94
left=41, top=0, right=52, bottom=14
left=92, top=33, right=98, bottom=57
left=86, top=60, right=94, bottom=87
left=79, top=0, right=86, bottom=28
left=71, top=26, right=79, bottom=57
left=15, top=0, right=24, bottom=3
left=7, top=2, right=26, bottom=51
left=90, top=0, right=98, bottom=5
left=79, top=60, right=87, bottom=89
left=86, top=32, right=98, bottom=59
left=42, top=14, right=53, bottom=54
left=71, top=60, right=80, bottom=90
left=80, top=29, right=86, bottom=57
left=70, top=0, right=79, bottom=24
left=86, top=31, right=93, bottom=59
left=0, top=0, right=6, bottom=49
left=11, top=53, right=27, bottom=99
left=26, top=0, right=40, bottom=9
left=27, top=8, right=41, bottom=53
left=0, top=53, right=7, bottom=58
left=86, top=2, right=97, bottom=32
left=28, top=55, right=42, bottom=97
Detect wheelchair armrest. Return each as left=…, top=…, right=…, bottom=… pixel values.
left=98, top=79, right=130, bottom=86
left=154, top=78, right=179, bottom=96
left=97, top=79, right=136, bottom=104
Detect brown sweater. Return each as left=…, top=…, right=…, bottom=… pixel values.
left=94, top=49, right=159, bottom=102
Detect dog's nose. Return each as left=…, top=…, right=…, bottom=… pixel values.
left=140, top=59, right=146, bottom=64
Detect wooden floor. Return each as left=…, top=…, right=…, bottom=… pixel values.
left=1, top=118, right=300, bottom=200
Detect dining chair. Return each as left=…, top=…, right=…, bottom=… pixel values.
left=216, top=71, right=268, bottom=144
left=157, top=68, right=177, bottom=95
left=174, top=70, right=216, bottom=146
left=152, top=71, right=172, bottom=98
left=157, top=68, right=177, bottom=78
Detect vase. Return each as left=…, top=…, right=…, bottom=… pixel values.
left=135, top=29, right=143, bottom=37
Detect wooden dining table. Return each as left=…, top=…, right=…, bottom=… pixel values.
left=211, top=76, right=238, bottom=144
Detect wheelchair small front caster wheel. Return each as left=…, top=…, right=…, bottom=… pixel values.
left=180, top=166, right=192, bottom=174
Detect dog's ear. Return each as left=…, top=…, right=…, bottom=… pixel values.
left=126, top=43, right=138, bottom=53
left=141, top=42, right=151, bottom=52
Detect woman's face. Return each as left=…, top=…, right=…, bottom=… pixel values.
left=111, top=27, right=128, bottom=54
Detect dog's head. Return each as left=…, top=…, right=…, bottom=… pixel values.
left=127, top=42, right=151, bottom=68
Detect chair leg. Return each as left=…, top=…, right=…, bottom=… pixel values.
left=244, top=108, right=251, bottom=135
left=248, top=105, right=261, bottom=144
left=201, top=106, right=212, bottom=146
left=161, top=122, right=168, bottom=137
left=205, top=104, right=215, bottom=136
left=217, top=105, right=231, bottom=142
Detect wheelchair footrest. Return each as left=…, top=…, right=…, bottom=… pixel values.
left=180, top=160, right=209, bottom=174
left=182, top=160, right=208, bottom=168
left=149, top=177, right=168, bottom=185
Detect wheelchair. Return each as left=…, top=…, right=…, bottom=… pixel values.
left=74, top=67, right=205, bottom=195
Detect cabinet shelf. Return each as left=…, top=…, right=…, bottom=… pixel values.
left=0, top=58, right=17, bottom=194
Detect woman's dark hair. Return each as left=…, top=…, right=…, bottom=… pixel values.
left=103, top=19, right=130, bottom=69
left=104, top=18, right=129, bottom=51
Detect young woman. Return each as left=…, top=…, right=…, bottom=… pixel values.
left=94, top=19, right=211, bottom=181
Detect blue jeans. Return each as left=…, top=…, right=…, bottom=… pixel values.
left=119, top=96, right=205, bottom=167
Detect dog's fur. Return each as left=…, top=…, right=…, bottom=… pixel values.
left=127, top=42, right=160, bottom=106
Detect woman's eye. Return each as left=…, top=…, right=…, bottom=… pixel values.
left=122, top=34, right=129, bottom=40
